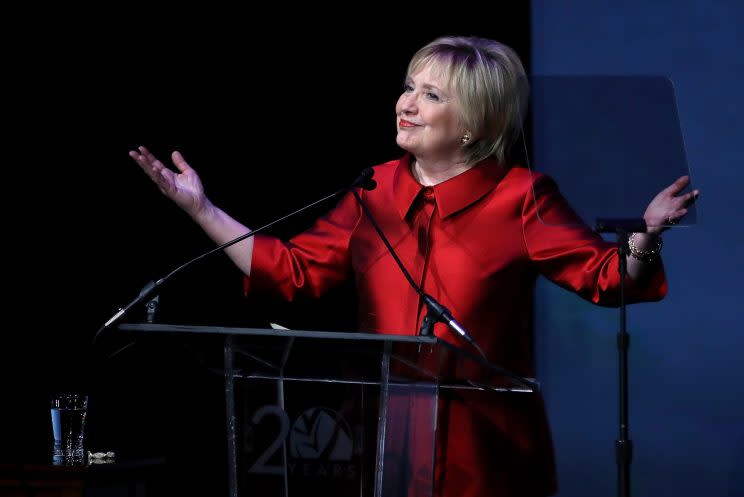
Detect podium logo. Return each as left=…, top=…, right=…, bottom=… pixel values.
left=289, top=407, right=353, bottom=461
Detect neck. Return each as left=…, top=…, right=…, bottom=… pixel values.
left=412, top=158, right=473, bottom=186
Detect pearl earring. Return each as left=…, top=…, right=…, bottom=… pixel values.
left=461, top=132, right=471, bottom=144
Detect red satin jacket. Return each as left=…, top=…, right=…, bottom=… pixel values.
left=247, top=154, right=667, bottom=497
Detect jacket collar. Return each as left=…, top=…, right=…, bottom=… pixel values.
left=393, top=153, right=508, bottom=219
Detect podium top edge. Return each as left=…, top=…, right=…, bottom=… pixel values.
left=118, top=323, right=439, bottom=344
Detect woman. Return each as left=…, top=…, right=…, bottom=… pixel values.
left=131, top=36, right=697, bottom=497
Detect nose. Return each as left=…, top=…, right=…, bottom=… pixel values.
left=397, top=91, right=417, bottom=115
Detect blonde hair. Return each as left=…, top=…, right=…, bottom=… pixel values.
left=407, top=36, right=528, bottom=165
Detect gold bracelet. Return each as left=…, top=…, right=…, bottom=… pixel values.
left=628, top=233, right=662, bottom=263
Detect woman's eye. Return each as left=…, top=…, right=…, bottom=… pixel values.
left=403, top=83, right=414, bottom=92
left=426, top=92, right=440, bottom=101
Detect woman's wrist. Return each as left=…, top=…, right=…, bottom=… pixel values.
left=191, top=199, right=218, bottom=226
left=628, top=232, right=663, bottom=263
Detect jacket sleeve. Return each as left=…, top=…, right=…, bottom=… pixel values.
left=522, top=174, right=667, bottom=306
left=244, top=190, right=363, bottom=301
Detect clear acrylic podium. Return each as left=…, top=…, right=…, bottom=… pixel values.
left=120, top=323, right=535, bottom=497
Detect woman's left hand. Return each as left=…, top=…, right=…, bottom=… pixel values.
left=643, top=175, right=700, bottom=235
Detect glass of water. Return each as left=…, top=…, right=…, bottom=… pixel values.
left=50, top=393, right=88, bottom=464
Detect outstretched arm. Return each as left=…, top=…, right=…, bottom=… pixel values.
left=129, top=145, right=254, bottom=276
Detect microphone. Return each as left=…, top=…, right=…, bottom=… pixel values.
left=351, top=167, right=377, bottom=190
left=347, top=183, right=485, bottom=357
left=93, top=168, right=377, bottom=343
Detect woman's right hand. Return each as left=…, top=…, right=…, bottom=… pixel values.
left=130, top=145, right=256, bottom=275
left=129, top=145, right=210, bottom=219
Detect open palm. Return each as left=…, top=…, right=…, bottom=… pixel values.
left=129, top=146, right=207, bottom=217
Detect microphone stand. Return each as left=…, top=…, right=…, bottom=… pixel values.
left=595, top=217, right=647, bottom=497
left=93, top=169, right=377, bottom=343
left=349, top=189, right=537, bottom=392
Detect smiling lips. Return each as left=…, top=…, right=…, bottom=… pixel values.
left=399, top=119, right=419, bottom=128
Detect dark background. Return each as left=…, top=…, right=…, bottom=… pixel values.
left=2, top=8, right=531, bottom=496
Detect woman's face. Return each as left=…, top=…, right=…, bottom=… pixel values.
left=395, top=63, right=466, bottom=163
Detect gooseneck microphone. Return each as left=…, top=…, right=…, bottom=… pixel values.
left=93, top=168, right=377, bottom=343
left=347, top=182, right=487, bottom=358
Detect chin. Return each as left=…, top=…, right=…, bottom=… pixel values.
left=395, top=135, right=414, bottom=153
